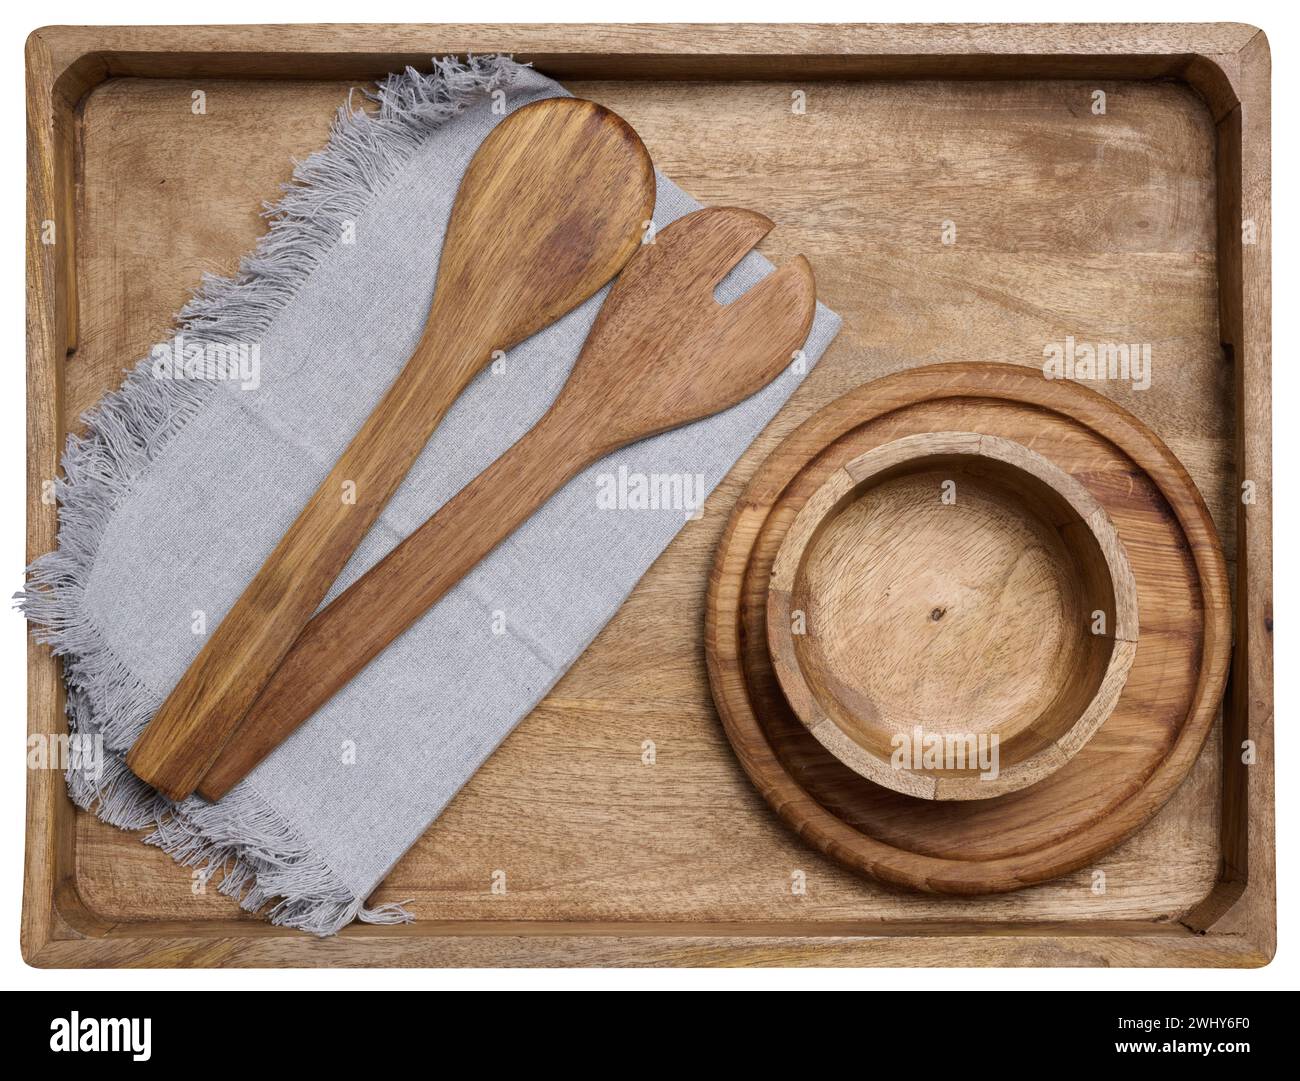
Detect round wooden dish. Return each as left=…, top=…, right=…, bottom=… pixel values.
left=705, top=363, right=1230, bottom=894
left=766, top=431, right=1139, bottom=800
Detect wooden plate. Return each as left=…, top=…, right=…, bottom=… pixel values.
left=705, top=363, right=1231, bottom=894
left=766, top=431, right=1140, bottom=800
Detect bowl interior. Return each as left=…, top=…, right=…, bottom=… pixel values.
left=769, top=433, right=1137, bottom=799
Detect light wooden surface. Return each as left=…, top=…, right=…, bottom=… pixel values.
left=24, top=23, right=1271, bottom=967
left=197, top=207, right=816, bottom=798
left=766, top=430, right=1139, bottom=801
left=710, top=363, right=1230, bottom=892
left=127, top=97, right=657, bottom=802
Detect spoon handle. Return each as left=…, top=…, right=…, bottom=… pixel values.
left=127, top=336, right=482, bottom=801
left=195, top=407, right=590, bottom=800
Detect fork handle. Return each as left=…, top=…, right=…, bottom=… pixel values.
left=195, top=406, right=591, bottom=800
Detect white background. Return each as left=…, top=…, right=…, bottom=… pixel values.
left=1, top=0, right=1292, bottom=991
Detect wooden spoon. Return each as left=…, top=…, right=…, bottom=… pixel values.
left=196, top=207, right=816, bottom=800
left=128, top=97, right=656, bottom=801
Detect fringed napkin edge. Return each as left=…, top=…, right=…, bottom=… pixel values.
left=19, top=55, right=529, bottom=936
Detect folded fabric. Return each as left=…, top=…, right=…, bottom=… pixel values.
left=23, top=56, right=842, bottom=935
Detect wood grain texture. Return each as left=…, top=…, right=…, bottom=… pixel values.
left=23, top=24, right=1270, bottom=968
left=766, top=430, right=1138, bottom=801
left=708, top=364, right=1230, bottom=892
left=125, top=96, right=658, bottom=801
left=197, top=206, right=816, bottom=798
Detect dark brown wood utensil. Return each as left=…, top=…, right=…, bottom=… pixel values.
left=195, top=206, right=816, bottom=800
left=127, top=97, right=656, bottom=801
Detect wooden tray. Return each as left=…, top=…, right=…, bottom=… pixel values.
left=25, top=23, right=1272, bottom=967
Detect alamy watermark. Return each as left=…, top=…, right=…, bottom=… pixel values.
left=27, top=732, right=105, bottom=783
left=890, top=726, right=1000, bottom=781
left=596, top=466, right=707, bottom=519
left=151, top=333, right=261, bottom=390
left=49, top=1012, right=151, bottom=1061
left=1042, top=335, right=1151, bottom=391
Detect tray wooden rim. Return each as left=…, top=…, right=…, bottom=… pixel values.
left=24, top=22, right=1273, bottom=968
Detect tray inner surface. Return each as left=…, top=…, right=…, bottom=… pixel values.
left=68, top=75, right=1231, bottom=929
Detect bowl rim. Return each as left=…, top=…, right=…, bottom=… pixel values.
left=765, top=430, right=1139, bottom=801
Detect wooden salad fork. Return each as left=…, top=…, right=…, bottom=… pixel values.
left=196, top=206, right=817, bottom=799
left=128, top=97, right=656, bottom=801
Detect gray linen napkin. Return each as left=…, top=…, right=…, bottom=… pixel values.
left=24, top=57, right=841, bottom=935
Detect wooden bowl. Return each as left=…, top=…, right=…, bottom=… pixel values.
left=766, top=431, right=1138, bottom=800
left=706, top=363, right=1231, bottom=894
